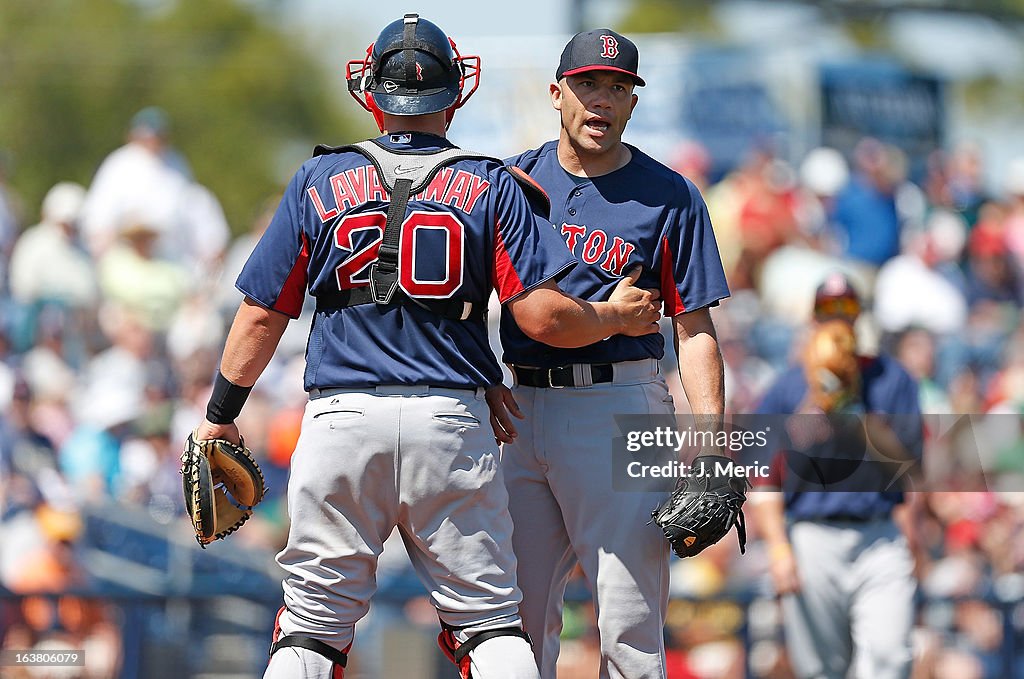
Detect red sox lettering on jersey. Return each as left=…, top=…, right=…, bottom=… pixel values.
left=501, top=140, right=729, bottom=368
left=559, top=222, right=635, bottom=275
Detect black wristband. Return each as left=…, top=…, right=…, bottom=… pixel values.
left=206, top=372, right=253, bottom=424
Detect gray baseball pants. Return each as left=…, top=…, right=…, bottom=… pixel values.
left=783, top=518, right=916, bottom=679
left=502, top=360, right=672, bottom=679
left=264, top=386, right=539, bottom=679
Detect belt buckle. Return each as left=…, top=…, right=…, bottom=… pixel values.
left=547, top=366, right=568, bottom=389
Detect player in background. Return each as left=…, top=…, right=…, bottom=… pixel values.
left=749, top=272, right=922, bottom=679
left=497, top=29, right=730, bottom=678
left=190, top=15, right=662, bottom=679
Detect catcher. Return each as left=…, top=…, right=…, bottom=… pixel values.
left=182, top=14, right=663, bottom=679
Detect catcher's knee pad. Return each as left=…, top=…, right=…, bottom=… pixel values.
left=269, top=608, right=348, bottom=679
left=437, top=623, right=533, bottom=679
left=268, top=635, right=348, bottom=679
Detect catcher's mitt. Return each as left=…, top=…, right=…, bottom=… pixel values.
left=181, top=432, right=266, bottom=547
left=651, top=455, right=750, bottom=558
left=803, top=319, right=860, bottom=412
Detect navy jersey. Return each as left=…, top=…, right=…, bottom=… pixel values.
left=755, top=353, right=923, bottom=520
left=237, top=133, right=575, bottom=391
left=502, top=141, right=729, bottom=367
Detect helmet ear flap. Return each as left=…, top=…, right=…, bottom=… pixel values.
left=365, top=93, right=387, bottom=133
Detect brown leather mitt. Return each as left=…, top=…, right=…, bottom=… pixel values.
left=180, top=432, right=266, bottom=547
left=803, top=319, right=860, bottom=412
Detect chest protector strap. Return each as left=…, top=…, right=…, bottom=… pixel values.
left=311, top=139, right=549, bottom=321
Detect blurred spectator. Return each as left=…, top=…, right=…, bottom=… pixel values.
left=57, top=421, right=124, bottom=506
left=19, top=308, right=80, bottom=411
left=930, top=647, right=986, bottom=679
left=671, top=139, right=712, bottom=193
left=2, top=499, right=124, bottom=679
left=832, top=138, right=913, bottom=268
left=918, top=209, right=969, bottom=289
left=8, top=182, right=96, bottom=310
left=79, top=107, right=230, bottom=273
left=707, top=146, right=802, bottom=290
left=946, top=141, right=992, bottom=229
left=115, top=402, right=183, bottom=524
left=893, top=327, right=952, bottom=415
left=874, top=209, right=969, bottom=336
left=983, top=329, right=1024, bottom=413
left=60, top=309, right=162, bottom=502
left=709, top=297, right=777, bottom=414
left=0, top=150, right=23, bottom=288
left=794, top=146, right=849, bottom=250
left=922, top=149, right=953, bottom=214
left=97, top=219, right=192, bottom=332
left=7, top=502, right=86, bottom=593
left=0, top=379, right=74, bottom=528
left=1003, top=156, right=1024, bottom=266
left=706, top=148, right=755, bottom=284
left=944, top=366, right=984, bottom=414
left=963, top=203, right=1024, bottom=308
left=165, top=293, right=226, bottom=366
left=216, top=196, right=276, bottom=316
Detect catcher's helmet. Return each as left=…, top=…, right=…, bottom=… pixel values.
left=347, top=14, right=480, bottom=131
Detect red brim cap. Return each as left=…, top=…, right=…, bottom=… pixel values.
left=556, top=29, right=645, bottom=87
left=559, top=64, right=646, bottom=87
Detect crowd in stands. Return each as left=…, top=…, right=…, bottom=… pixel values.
left=0, top=108, right=1022, bottom=677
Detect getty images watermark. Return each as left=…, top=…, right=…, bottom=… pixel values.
left=623, top=426, right=771, bottom=481
left=613, top=412, right=1019, bottom=493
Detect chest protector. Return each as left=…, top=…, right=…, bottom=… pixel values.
left=311, top=139, right=549, bottom=322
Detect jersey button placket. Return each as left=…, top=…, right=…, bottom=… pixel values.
left=563, top=182, right=587, bottom=221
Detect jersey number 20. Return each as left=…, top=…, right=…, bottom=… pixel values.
left=334, top=211, right=465, bottom=298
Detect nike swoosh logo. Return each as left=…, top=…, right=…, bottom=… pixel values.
left=394, top=165, right=423, bottom=175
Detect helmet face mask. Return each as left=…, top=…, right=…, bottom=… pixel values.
left=346, top=15, right=480, bottom=132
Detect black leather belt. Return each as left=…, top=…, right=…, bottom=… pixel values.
left=511, top=364, right=614, bottom=388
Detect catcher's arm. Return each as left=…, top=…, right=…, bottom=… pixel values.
left=196, top=298, right=290, bottom=443
left=485, top=384, right=523, bottom=444
left=506, top=267, right=661, bottom=347
left=183, top=297, right=286, bottom=547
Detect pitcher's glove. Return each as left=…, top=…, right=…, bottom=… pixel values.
left=181, top=432, right=266, bottom=547
left=651, top=455, right=750, bottom=558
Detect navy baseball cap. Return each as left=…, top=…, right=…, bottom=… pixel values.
left=813, top=272, right=862, bottom=321
left=556, top=29, right=645, bottom=87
